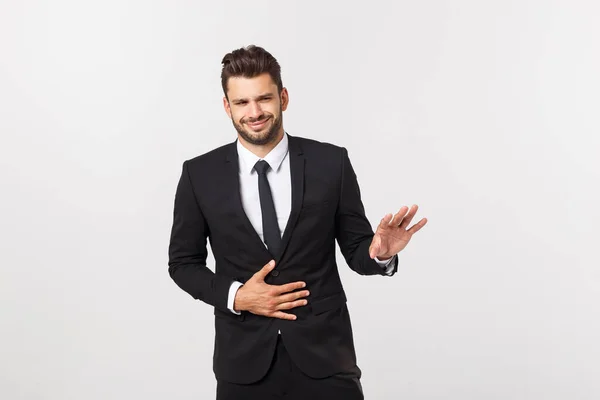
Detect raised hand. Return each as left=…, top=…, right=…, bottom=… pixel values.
left=369, top=204, right=428, bottom=260
left=233, top=260, right=310, bottom=320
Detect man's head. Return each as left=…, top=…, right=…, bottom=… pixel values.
left=221, top=45, right=289, bottom=146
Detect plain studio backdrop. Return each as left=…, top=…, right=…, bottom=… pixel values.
left=1, top=1, right=598, bottom=399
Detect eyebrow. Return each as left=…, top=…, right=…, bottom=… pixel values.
left=231, top=93, right=275, bottom=103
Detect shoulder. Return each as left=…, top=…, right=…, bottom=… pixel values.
left=289, top=134, right=347, bottom=159
left=288, top=135, right=355, bottom=182
left=183, top=141, right=234, bottom=171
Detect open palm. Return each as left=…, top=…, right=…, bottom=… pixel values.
left=369, top=204, right=428, bottom=260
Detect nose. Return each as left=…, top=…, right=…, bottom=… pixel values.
left=247, top=101, right=263, bottom=120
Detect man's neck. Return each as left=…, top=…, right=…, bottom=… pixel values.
left=238, top=130, right=285, bottom=158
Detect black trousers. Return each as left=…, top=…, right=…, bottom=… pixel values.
left=216, top=335, right=364, bottom=400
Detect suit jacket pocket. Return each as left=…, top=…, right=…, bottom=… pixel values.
left=310, top=291, right=347, bottom=315
left=300, top=200, right=330, bottom=214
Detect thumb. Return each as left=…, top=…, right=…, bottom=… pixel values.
left=369, top=236, right=380, bottom=259
left=255, top=260, right=276, bottom=281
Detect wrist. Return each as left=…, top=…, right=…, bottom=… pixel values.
left=233, top=286, right=245, bottom=312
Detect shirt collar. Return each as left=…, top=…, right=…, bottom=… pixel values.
left=237, top=132, right=289, bottom=175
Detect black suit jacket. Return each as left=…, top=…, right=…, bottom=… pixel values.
left=168, top=134, right=397, bottom=384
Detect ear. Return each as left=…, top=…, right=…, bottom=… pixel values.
left=223, top=96, right=232, bottom=118
left=280, top=88, right=289, bottom=111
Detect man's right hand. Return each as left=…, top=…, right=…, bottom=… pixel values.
left=233, top=260, right=309, bottom=320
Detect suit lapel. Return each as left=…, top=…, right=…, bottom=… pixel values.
left=224, top=142, right=272, bottom=257
left=277, top=134, right=305, bottom=261
left=224, top=135, right=305, bottom=261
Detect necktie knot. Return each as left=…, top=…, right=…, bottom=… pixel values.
left=254, top=160, right=271, bottom=176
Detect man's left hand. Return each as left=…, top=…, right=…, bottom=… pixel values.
left=369, top=204, right=428, bottom=260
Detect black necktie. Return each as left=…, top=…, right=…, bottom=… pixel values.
left=254, top=160, right=282, bottom=256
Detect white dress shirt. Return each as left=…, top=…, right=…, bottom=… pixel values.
left=227, top=132, right=395, bottom=314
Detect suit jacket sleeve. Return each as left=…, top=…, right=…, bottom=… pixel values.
left=168, top=160, right=234, bottom=311
left=335, top=148, right=398, bottom=276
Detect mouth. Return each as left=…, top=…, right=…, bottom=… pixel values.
left=246, top=117, right=270, bottom=130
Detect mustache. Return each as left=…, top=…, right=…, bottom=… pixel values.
left=242, top=115, right=272, bottom=124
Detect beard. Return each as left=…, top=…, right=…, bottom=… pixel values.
left=232, top=109, right=283, bottom=146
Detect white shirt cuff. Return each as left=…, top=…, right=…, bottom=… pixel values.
left=227, top=281, right=244, bottom=315
left=375, top=255, right=397, bottom=276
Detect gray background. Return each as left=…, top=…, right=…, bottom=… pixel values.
left=1, top=1, right=599, bottom=399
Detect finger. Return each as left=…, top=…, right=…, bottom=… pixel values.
left=407, top=217, right=428, bottom=234
left=254, top=260, right=276, bottom=281
left=276, top=299, right=309, bottom=311
left=273, top=281, right=307, bottom=295
left=391, top=205, right=410, bottom=226
left=278, top=290, right=310, bottom=304
left=378, top=213, right=394, bottom=229
left=271, top=311, right=298, bottom=321
left=399, top=204, right=418, bottom=228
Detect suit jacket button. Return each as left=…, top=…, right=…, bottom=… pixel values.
left=271, top=270, right=279, bottom=277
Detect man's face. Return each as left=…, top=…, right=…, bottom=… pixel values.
left=223, top=73, right=289, bottom=146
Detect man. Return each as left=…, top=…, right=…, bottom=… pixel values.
left=168, top=45, right=427, bottom=399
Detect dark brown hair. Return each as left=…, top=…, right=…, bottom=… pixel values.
left=220, top=45, right=283, bottom=99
